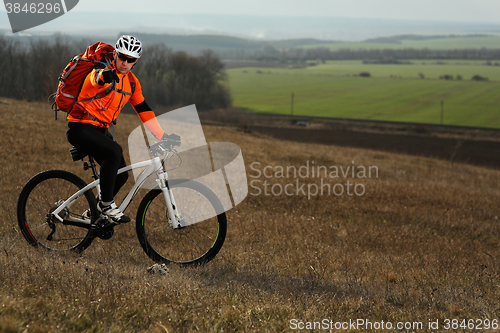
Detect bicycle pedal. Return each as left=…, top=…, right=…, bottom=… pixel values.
left=103, top=221, right=118, bottom=229
left=92, top=215, right=106, bottom=225
left=94, top=216, right=117, bottom=229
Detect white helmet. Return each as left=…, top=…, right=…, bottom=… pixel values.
left=115, top=35, right=142, bottom=58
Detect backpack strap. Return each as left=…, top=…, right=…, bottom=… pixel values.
left=76, top=81, right=116, bottom=104
left=128, top=72, right=136, bottom=95
left=105, top=72, right=136, bottom=96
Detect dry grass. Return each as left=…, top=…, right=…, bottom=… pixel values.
left=1, top=98, right=500, bottom=332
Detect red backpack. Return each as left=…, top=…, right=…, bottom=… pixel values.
left=50, top=42, right=115, bottom=119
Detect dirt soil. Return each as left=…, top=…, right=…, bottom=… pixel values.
left=248, top=124, right=500, bottom=169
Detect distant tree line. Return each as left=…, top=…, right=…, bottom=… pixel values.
left=133, top=45, right=231, bottom=110
left=0, top=35, right=231, bottom=110
left=238, top=46, right=500, bottom=63
left=0, top=35, right=76, bottom=101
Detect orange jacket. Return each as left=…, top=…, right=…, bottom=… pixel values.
left=68, top=61, right=165, bottom=140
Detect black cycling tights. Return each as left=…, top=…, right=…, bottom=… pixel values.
left=67, top=122, right=129, bottom=203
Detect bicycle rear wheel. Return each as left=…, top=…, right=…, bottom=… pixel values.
left=136, top=179, right=227, bottom=267
left=17, top=170, right=97, bottom=252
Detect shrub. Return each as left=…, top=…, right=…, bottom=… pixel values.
left=471, top=75, right=489, bottom=81
left=439, top=74, right=454, bottom=80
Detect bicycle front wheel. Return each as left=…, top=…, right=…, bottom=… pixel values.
left=136, top=179, right=227, bottom=267
left=17, top=170, right=97, bottom=252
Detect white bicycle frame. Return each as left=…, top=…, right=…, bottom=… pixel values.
left=51, top=153, right=185, bottom=229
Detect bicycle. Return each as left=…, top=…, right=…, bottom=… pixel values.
left=16, top=138, right=227, bottom=267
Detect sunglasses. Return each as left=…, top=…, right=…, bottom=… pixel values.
left=117, top=52, right=137, bottom=63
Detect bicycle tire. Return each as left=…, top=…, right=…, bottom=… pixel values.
left=136, top=179, right=227, bottom=267
left=17, top=170, right=97, bottom=252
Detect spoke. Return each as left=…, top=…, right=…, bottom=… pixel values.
left=26, top=222, right=51, bottom=231
left=48, top=237, right=85, bottom=242
left=184, top=235, right=207, bottom=253
left=184, top=225, right=215, bottom=243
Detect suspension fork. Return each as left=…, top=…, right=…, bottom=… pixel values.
left=153, top=156, right=183, bottom=229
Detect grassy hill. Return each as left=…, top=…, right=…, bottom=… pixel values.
left=127, top=32, right=500, bottom=53
left=73, top=32, right=500, bottom=55
left=301, top=34, right=500, bottom=50
left=1, top=99, right=500, bottom=331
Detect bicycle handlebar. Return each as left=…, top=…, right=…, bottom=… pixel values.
left=148, top=137, right=181, bottom=157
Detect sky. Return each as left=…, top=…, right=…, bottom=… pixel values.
left=0, top=0, right=499, bottom=23
left=2, top=0, right=500, bottom=40
left=71, top=0, right=500, bottom=24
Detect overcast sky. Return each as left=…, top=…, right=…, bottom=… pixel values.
left=2, top=0, right=500, bottom=40
left=0, top=0, right=499, bottom=23
left=69, top=0, right=500, bottom=24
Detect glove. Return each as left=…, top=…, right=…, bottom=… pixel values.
left=161, top=133, right=181, bottom=146
left=101, top=68, right=119, bottom=84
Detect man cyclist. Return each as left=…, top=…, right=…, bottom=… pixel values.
left=66, top=35, right=178, bottom=223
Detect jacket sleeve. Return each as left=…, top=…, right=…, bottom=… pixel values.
left=90, top=64, right=111, bottom=89
left=132, top=100, right=165, bottom=140
left=128, top=73, right=165, bottom=140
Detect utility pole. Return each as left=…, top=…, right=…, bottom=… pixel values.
left=441, top=100, right=444, bottom=125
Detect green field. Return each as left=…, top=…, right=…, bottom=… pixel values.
left=301, top=35, right=500, bottom=50
left=227, top=61, right=500, bottom=128
left=306, top=60, right=500, bottom=80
